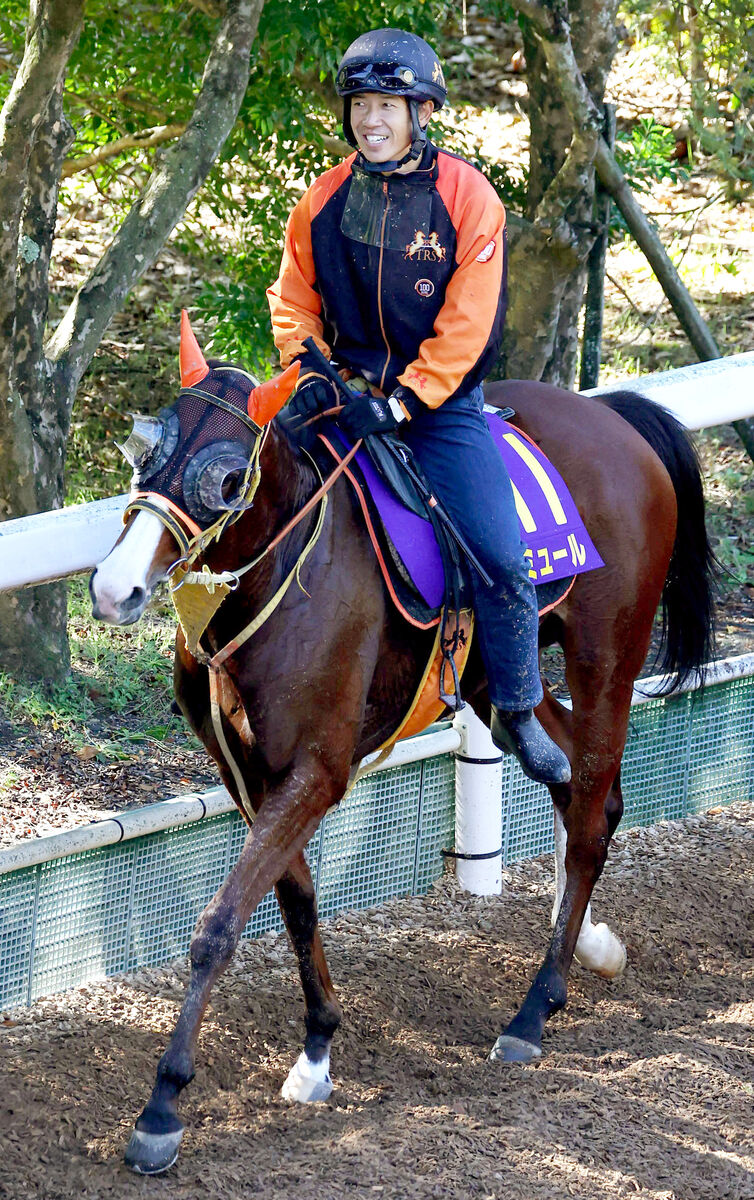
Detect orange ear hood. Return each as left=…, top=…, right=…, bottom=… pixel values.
left=179, top=309, right=209, bottom=387
left=248, top=361, right=300, bottom=426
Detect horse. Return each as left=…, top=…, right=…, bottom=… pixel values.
left=90, top=318, right=715, bottom=1174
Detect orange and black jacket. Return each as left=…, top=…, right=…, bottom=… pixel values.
left=267, top=143, right=507, bottom=413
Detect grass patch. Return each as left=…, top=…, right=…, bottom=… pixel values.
left=696, top=428, right=754, bottom=596
left=0, top=577, right=195, bottom=761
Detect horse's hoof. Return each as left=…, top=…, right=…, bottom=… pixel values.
left=281, top=1052, right=333, bottom=1103
left=124, top=1126, right=184, bottom=1175
left=591, top=940, right=627, bottom=979
left=489, top=1034, right=542, bottom=1064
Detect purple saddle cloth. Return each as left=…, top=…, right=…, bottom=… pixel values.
left=336, top=407, right=604, bottom=613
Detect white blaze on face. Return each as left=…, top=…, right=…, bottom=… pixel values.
left=91, top=510, right=168, bottom=624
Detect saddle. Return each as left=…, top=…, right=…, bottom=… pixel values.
left=315, top=406, right=604, bottom=751
left=318, top=406, right=603, bottom=627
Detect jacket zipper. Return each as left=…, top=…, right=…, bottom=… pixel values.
left=377, top=180, right=392, bottom=392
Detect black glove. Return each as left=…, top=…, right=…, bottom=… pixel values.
left=279, top=374, right=336, bottom=434
left=338, top=390, right=416, bottom=442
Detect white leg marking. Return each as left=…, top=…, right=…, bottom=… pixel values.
left=91, top=511, right=166, bottom=622
left=281, top=1049, right=333, bottom=1103
left=553, top=810, right=627, bottom=978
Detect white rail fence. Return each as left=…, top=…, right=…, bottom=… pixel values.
left=0, top=354, right=752, bottom=1007
left=0, top=351, right=752, bottom=594
left=1, top=654, right=751, bottom=1009
left=0, top=351, right=751, bottom=897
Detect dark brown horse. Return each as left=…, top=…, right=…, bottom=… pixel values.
left=90, top=324, right=714, bottom=1174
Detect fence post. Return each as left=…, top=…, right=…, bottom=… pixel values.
left=453, top=704, right=503, bottom=895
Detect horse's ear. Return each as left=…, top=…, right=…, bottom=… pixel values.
left=179, top=309, right=209, bottom=387
left=248, top=361, right=300, bottom=426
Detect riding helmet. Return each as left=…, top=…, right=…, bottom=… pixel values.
left=336, top=29, right=447, bottom=169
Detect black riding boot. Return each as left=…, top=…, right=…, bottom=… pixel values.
left=491, top=707, right=571, bottom=785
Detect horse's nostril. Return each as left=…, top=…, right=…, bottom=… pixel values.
left=128, top=586, right=147, bottom=610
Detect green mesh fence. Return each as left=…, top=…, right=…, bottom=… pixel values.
left=1, top=672, right=751, bottom=1010
left=0, top=756, right=455, bottom=1009
left=501, top=672, right=754, bottom=864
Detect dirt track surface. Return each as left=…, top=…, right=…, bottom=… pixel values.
left=2, top=802, right=752, bottom=1200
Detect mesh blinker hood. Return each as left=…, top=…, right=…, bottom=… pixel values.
left=127, top=364, right=262, bottom=528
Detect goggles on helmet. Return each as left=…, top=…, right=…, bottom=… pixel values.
left=337, top=62, right=420, bottom=93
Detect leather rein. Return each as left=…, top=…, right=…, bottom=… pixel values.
left=123, top=402, right=359, bottom=823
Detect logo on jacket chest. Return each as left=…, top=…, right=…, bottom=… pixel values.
left=404, top=230, right=446, bottom=262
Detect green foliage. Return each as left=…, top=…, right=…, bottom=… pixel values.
left=0, top=1, right=465, bottom=372
left=621, top=2, right=754, bottom=195
left=0, top=1, right=450, bottom=191
left=190, top=161, right=299, bottom=374
left=610, top=116, right=690, bottom=243
left=66, top=392, right=132, bottom=503
left=2, top=1, right=526, bottom=373
left=614, top=116, right=689, bottom=193
left=698, top=429, right=754, bottom=595
left=0, top=577, right=186, bottom=759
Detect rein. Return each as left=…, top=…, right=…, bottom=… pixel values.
left=192, top=440, right=361, bottom=822
left=126, top=416, right=362, bottom=824
left=186, top=435, right=362, bottom=595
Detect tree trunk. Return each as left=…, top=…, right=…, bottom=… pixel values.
left=0, top=21, right=80, bottom=676
left=500, top=0, right=620, bottom=386
left=505, top=3, right=754, bottom=462
left=579, top=105, right=615, bottom=390
left=0, top=0, right=263, bottom=680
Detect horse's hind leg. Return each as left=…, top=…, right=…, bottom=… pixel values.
left=539, top=690, right=627, bottom=977
left=276, top=851, right=342, bottom=1103
left=491, top=679, right=634, bottom=1063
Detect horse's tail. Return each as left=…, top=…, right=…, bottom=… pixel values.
left=601, top=390, right=717, bottom=691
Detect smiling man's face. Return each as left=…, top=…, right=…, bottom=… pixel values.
left=349, top=93, right=432, bottom=172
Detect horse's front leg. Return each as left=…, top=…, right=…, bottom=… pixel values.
left=124, top=756, right=340, bottom=1175
left=276, top=851, right=342, bottom=1103
left=490, top=686, right=631, bottom=1064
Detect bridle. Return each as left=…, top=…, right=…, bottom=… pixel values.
left=120, top=376, right=360, bottom=823
left=123, top=377, right=268, bottom=559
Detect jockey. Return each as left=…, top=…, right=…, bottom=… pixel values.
left=267, top=28, right=570, bottom=786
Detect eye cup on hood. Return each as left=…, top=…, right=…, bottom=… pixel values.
left=117, top=409, right=180, bottom=479
left=182, top=440, right=252, bottom=525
